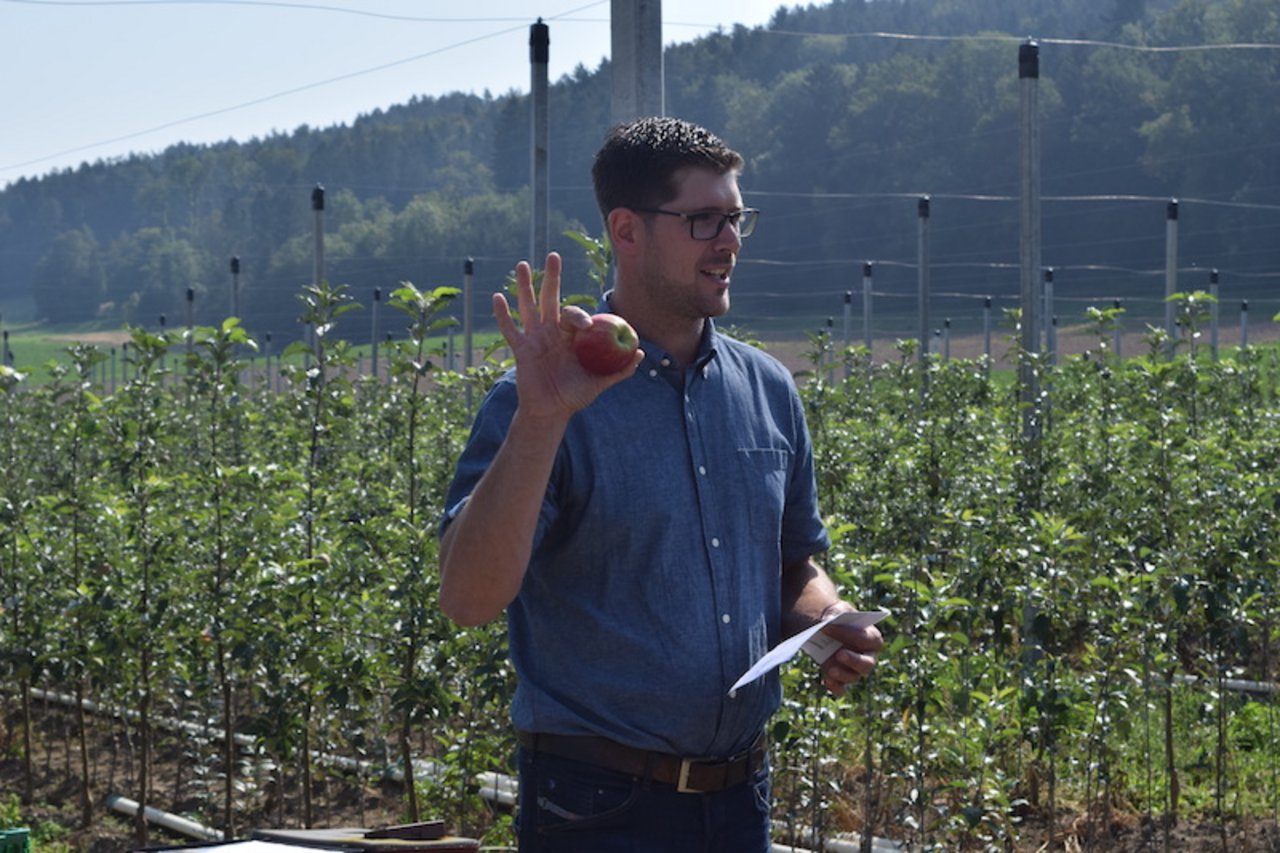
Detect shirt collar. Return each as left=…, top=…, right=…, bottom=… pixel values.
left=600, top=290, right=719, bottom=372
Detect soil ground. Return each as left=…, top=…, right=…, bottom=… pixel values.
left=5, top=699, right=1280, bottom=852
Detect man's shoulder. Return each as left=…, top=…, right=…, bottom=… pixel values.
left=713, top=333, right=794, bottom=380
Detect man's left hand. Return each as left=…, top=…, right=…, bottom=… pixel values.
left=817, top=617, right=883, bottom=697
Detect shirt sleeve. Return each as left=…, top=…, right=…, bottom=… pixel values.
left=780, top=383, right=831, bottom=563
left=437, top=374, right=562, bottom=551
left=438, top=376, right=519, bottom=537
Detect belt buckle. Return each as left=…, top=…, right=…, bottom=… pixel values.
left=676, top=758, right=703, bottom=794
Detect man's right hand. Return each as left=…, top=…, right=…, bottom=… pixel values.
left=494, top=251, right=642, bottom=421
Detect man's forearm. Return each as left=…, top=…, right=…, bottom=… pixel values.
left=438, top=408, right=569, bottom=626
left=779, top=556, right=849, bottom=638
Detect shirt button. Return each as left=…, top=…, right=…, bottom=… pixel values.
left=711, top=537, right=720, bottom=548
left=648, top=368, right=658, bottom=378
left=661, top=357, right=671, bottom=367
left=698, top=465, right=707, bottom=476
left=721, top=613, right=731, bottom=624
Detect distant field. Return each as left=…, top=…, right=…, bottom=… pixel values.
left=1, top=324, right=509, bottom=382
left=5, top=313, right=1278, bottom=381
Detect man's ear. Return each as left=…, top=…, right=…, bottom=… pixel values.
left=607, top=208, right=642, bottom=254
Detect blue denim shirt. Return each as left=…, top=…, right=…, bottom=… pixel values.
left=441, top=319, right=830, bottom=759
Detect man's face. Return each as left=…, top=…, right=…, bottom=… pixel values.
left=637, top=166, right=744, bottom=322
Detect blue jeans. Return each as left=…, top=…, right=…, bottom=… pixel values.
left=516, top=746, right=772, bottom=852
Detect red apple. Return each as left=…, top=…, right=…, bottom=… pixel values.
left=573, top=313, right=639, bottom=375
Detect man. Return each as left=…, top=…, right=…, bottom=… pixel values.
left=438, top=116, right=882, bottom=852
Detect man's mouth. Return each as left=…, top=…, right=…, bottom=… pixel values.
left=700, top=264, right=733, bottom=285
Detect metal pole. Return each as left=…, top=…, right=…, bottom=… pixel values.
left=1240, top=300, right=1249, bottom=349
left=829, top=313, right=839, bottom=376
left=610, top=0, right=664, bottom=123
left=464, top=257, right=475, bottom=416
left=371, top=287, right=381, bottom=380
left=1018, top=38, right=1042, bottom=447
left=943, top=318, right=951, bottom=362
left=230, top=256, right=241, bottom=320
left=530, top=19, right=550, bottom=264
left=1164, top=199, right=1178, bottom=356
left=1209, top=269, right=1219, bottom=361
left=862, top=261, right=873, bottom=363
left=983, top=296, right=992, bottom=361
left=159, top=314, right=167, bottom=380
left=311, top=184, right=325, bottom=359
left=264, top=332, right=274, bottom=394
left=917, top=196, right=930, bottom=363
left=841, top=291, right=852, bottom=379
left=1043, top=268, right=1055, bottom=364
left=185, top=287, right=195, bottom=365
left=1113, top=299, right=1123, bottom=360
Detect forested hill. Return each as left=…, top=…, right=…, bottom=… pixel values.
left=2, top=0, right=1276, bottom=340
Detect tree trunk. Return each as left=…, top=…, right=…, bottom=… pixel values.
left=21, top=679, right=33, bottom=805
left=220, top=665, right=236, bottom=836
left=302, top=702, right=314, bottom=828
left=76, top=679, right=92, bottom=827
left=1163, top=667, right=1179, bottom=830
left=136, top=657, right=152, bottom=847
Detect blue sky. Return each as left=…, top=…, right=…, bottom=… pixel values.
left=2, top=0, right=803, bottom=186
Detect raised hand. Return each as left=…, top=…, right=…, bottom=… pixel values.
left=494, top=251, right=642, bottom=419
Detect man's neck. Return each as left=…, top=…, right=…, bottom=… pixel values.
left=608, top=289, right=704, bottom=368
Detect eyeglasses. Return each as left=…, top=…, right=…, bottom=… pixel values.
left=634, top=207, right=759, bottom=240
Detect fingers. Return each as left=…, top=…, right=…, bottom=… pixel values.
left=820, top=648, right=878, bottom=697
left=512, top=260, right=537, bottom=330
left=492, top=292, right=521, bottom=349
left=539, top=252, right=562, bottom=322
left=819, top=625, right=883, bottom=697
left=559, top=304, right=593, bottom=334
left=508, top=252, right=564, bottom=332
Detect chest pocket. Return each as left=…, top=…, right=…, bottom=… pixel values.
left=734, top=448, right=791, bottom=545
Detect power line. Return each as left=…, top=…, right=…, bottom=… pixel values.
left=747, top=190, right=1280, bottom=213
left=0, top=0, right=599, bottom=23
left=0, top=21, right=526, bottom=174
left=0, top=0, right=610, bottom=176
left=768, top=28, right=1280, bottom=52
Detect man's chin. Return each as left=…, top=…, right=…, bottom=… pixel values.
left=706, top=292, right=730, bottom=318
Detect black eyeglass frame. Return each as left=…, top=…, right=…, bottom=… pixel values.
left=633, top=207, right=760, bottom=240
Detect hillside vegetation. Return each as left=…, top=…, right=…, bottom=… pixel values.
left=1, top=0, right=1277, bottom=342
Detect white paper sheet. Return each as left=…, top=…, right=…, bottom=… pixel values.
left=729, top=609, right=890, bottom=693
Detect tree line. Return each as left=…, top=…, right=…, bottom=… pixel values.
left=1, top=0, right=1277, bottom=340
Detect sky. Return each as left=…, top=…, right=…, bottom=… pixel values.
left=2, top=0, right=807, bottom=187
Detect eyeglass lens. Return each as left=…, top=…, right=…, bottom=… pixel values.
left=692, top=209, right=758, bottom=240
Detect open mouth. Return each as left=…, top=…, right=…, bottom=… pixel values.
left=701, top=264, right=732, bottom=285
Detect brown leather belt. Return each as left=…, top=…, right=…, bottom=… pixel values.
left=516, top=731, right=766, bottom=794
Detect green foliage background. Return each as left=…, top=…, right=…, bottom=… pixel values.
left=2, top=0, right=1278, bottom=339
left=3, top=282, right=1280, bottom=848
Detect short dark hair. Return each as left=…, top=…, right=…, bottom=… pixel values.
left=591, top=116, right=744, bottom=223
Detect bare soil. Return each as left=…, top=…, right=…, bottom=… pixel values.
left=6, top=699, right=1280, bottom=852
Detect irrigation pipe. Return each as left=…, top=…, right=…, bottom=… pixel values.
left=773, top=827, right=905, bottom=852
left=105, top=793, right=224, bottom=842
left=1173, top=673, right=1279, bottom=695
left=22, top=686, right=903, bottom=851
left=24, top=686, right=445, bottom=782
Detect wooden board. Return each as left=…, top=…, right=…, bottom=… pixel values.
left=249, top=828, right=479, bottom=852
